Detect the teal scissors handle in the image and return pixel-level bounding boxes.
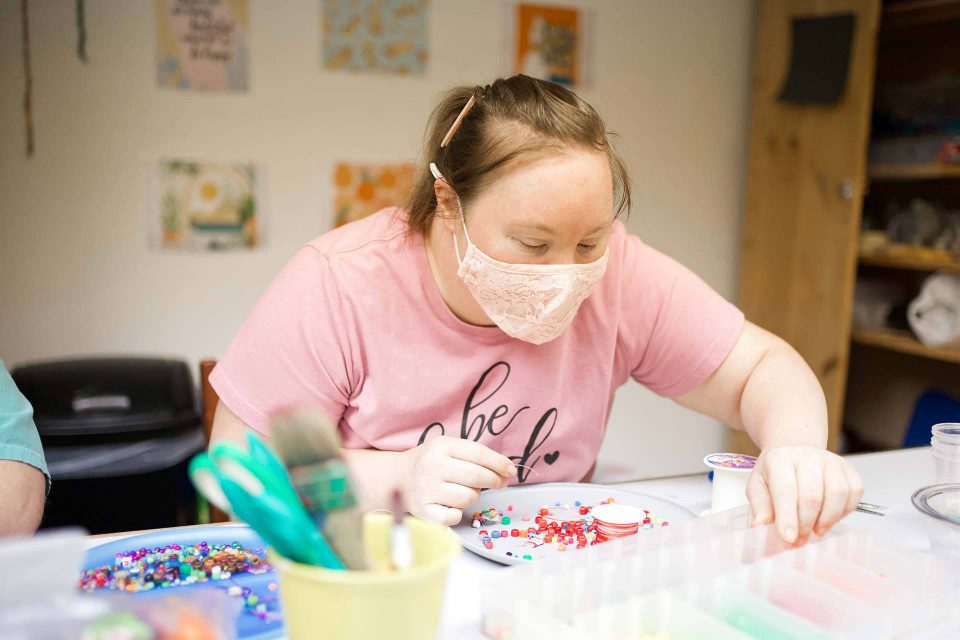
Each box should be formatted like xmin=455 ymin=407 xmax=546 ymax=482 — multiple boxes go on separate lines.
xmin=189 ymin=442 xmax=345 ymax=569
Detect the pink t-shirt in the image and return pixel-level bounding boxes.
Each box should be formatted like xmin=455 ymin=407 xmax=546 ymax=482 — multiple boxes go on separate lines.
xmin=211 ymin=208 xmax=744 ymax=484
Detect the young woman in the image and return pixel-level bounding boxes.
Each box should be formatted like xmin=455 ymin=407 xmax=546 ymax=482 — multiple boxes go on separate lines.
xmin=210 ymin=75 xmax=863 ymax=545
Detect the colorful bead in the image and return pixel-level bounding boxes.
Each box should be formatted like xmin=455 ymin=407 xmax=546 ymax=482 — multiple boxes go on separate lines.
xmin=77 ymin=541 xmax=270 ymax=594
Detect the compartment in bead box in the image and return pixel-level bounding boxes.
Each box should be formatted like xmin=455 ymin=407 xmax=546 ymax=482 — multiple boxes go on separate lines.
xmin=481 ymin=505 xmax=960 ymax=640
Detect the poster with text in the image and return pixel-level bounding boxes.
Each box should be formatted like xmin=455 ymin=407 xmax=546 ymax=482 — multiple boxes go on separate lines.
xmin=152 ymin=159 xmax=259 ymax=251
xmin=513 ymin=4 xmax=582 ymax=87
xmin=155 ymin=0 xmax=250 ymax=91
xmin=333 ymin=162 xmax=416 ymax=228
xmin=321 ymin=0 xmax=428 ymax=75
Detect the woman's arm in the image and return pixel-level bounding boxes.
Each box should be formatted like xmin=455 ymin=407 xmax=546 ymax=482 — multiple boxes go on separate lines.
xmin=676 ymin=321 xmax=863 ymax=544
xmin=0 ymin=460 xmax=45 ymax=535
xmin=209 ymin=402 xmax=513 ymax=525
xmin=209 ymin=402 xmax=407 ymax=511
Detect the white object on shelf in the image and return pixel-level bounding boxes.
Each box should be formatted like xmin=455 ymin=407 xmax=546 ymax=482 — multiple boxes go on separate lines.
xmin=908 ymin=273 xmax=960 ymax=347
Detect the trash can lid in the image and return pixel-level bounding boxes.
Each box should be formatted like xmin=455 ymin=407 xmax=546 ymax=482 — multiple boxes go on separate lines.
xmin=12 ymin=357 xmax=200 ymax=436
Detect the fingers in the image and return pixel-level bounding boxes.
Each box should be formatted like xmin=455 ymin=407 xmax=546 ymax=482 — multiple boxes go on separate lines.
xmin=842 ymin=462 xmax=865 ymax=516
xmin=447 ymin=438 xmax=517 ymax=478
xmin=421 ymin=503 xmax=464 ymax=527
xmin=420 ymin=483 xmax=480 ymax=527
xmin=795 ymin=456 xmax=825 ymax=544
xmin=746 ymin=469 xmax=774 ymax=526
xmin=436 ymin=481 xmax=481 ymax=509
xmin=767 ymin=460 xmax=799 ymax=544
xmin=814 ymin=458 xmax=849 ymax=537
xmin=444 ymin=457 xmax=509 ymax=490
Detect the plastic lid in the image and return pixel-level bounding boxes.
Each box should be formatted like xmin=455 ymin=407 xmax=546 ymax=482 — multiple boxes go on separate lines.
xmin=590 ymin=503 xmax=645 ymax=526
xmin=703 ymin=452 xmax=757 ymax=471
xmin=911 ymin=483 xmax=960 ymax=527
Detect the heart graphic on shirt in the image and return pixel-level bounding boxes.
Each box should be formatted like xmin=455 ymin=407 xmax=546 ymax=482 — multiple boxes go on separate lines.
xmin=544 ymin=451 xmax=560 ymax=465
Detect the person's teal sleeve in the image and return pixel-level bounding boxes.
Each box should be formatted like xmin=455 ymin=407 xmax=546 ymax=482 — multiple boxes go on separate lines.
xmin=0 ymin=357 xmax=50 ymax=492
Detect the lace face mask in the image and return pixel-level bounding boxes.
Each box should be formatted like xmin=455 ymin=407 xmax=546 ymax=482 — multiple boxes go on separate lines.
xmin=430 ymin=163 xmax=609 ymax=345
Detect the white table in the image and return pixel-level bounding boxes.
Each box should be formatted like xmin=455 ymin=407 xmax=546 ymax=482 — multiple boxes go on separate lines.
xmin=85 ymin=447 xmax=937 ymax=638
xmin=438 ymin=446 xmax=937 ymax=638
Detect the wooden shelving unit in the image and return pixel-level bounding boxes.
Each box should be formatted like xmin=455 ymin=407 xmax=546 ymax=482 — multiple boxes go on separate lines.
xmin=859 ymin=251 xmax=960 ymax=273
xmin=851 ymin=327 xmax=960 ymax=365
xmin=733 ymin=0 xmax=960 ymax=454
xmin=868 ymin=162 xmax=960 ymax=181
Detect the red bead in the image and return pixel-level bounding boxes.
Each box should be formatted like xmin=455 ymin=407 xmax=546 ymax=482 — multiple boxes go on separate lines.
xmin=579 ymin=506 xmax=589 ymax=515
xmin=479 ymin=530 xmax=488 ymax=536
xmin=539 ymin=508 xmax=549 ymax=516
xmin=511 ymin=529 xmax=520 ymax=537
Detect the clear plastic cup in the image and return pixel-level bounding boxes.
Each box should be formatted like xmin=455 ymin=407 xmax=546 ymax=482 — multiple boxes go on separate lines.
xmin=931 ymin=424 xmax=960 ymax=483
xmin=912 ymin=484 xmax=960 ymax=572
xmin=931 ymin=423 xmax=960 ymax=447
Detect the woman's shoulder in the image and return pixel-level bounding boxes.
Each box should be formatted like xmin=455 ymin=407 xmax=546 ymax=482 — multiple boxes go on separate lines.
xmin=288 ymin=207 xmax=421 ymax=295
xmin=306 ymin=207 xmax=411 ymax=259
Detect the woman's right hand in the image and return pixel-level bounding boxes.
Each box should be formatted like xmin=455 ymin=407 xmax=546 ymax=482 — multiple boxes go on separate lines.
xmin=398 ymin=436 xmax=517 ymax=526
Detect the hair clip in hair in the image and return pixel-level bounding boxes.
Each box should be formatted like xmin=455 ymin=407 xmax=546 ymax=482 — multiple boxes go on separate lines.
xmin=440 ymin=95 xmax=476 ymax=148
xmin=429 ymin=162 xmax=445 ymax=181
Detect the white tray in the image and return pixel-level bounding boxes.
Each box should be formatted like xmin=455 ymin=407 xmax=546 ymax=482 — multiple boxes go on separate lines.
xmin=454 ymin=482 xmax=696 ymax=565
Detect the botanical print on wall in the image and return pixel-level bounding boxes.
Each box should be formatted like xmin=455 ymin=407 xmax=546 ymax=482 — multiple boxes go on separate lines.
xmin=155 ymin=0 xmax=250 ymax=91
xmin=152 ymin=159 xmax=258 ymax=251
xmin=513 ymin=3 xmax=582 ymax=87
xmin=332 ymin=161 xmax=416 ymax=228
xmin=321 ymin=0 xmax=428 ymax=75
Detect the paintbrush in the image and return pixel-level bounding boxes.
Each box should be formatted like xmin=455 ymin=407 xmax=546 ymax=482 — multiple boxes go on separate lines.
xmin=390 ymin=490 xmax=413 ymax=570
xmin=270 ymin=406 xmax=368 ymax=570
xmin=855 ymin=502 xmax=886 ymax=516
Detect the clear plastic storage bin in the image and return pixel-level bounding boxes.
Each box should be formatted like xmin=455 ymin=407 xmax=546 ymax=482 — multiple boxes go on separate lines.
xmin=481 ymin=505 xmax=960 ymax=639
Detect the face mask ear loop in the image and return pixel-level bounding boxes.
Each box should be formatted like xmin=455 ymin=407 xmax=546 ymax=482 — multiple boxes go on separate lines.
xmin=430 ymin=162 xmax=471 ymax=268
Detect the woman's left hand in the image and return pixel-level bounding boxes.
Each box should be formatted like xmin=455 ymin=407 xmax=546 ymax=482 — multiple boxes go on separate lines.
xmin=746 ymin=445 xmax=864 ymax=545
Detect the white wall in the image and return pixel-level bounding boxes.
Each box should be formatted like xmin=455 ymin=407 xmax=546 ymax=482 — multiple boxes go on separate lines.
xmin=0 ymin=0 xmax=753 ymax=479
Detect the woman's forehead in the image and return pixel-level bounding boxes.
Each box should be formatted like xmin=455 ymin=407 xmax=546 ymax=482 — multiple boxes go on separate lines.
xmin=471 ymin=151 xmax=615 ymax=231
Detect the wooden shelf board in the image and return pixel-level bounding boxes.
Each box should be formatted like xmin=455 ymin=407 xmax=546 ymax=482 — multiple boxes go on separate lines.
xmin=882 ymin=0 xmax=960 ymax=29
xmin=851 ymin=327 xmax=960 ymax=364
xmin=868 ymin=162 xmax=960 ymax=181
xmin=859 ymin=251 xmax=960 ymax=273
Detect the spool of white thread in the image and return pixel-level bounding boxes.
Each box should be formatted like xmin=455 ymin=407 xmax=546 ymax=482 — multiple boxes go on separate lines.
xmin=702 ymin=453 xmax=757 ymax=515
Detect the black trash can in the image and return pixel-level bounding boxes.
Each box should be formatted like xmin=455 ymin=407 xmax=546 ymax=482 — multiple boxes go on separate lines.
xmin=13 ymin=357 xmax=205 ymax=534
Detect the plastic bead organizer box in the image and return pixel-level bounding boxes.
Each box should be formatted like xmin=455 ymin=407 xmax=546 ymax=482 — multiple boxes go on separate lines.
xmin=480 ymin=506 xmax=960 ymax=639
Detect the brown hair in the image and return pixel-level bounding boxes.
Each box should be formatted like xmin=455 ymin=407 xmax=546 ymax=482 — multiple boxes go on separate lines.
xmin=405 ymin=74 xmax=631 ymax=235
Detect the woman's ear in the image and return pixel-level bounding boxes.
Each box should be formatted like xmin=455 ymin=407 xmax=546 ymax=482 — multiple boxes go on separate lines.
xmin=433 ymin=178 xmax=460 ymax=235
